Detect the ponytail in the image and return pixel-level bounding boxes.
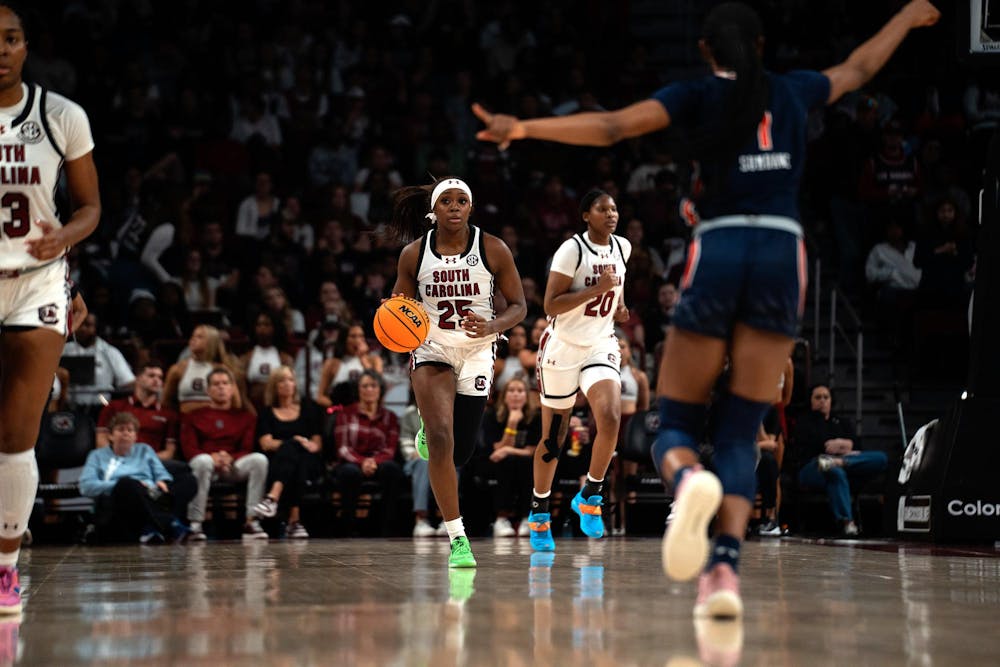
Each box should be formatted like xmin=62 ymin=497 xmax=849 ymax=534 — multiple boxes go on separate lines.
xmin=386 ymin=185 xmax=434 ymax=243
xmin=684 ymin=2 xmax=768 ymax=165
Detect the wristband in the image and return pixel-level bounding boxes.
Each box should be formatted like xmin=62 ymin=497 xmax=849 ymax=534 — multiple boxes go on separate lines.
xmin=504 ymin=427 xmax=518 ymax=436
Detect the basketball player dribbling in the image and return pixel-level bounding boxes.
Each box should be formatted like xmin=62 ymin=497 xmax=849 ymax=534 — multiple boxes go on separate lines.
xmin=475 ymin=0 xmax=939 ymax=617
xmin=387 ymin=178 xmax=526 ymax=568
xmin=526 ymin=189 xmax=631 ymax=552
xmin=0 ymin=1 xmax=101 ymax=615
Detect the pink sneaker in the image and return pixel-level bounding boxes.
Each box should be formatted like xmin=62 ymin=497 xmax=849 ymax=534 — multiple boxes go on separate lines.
xmin=0 ymin=567 xmax=21 ymax=615
xmin=662 ymin=467 xmax=722 ymax=581
xmin=694 ymin=617 xmax=743 ymax=667
xmin=694 ymin=563 xmax=742 ymax=619
xmin=0 ymin=614 xmax=19 ymax=664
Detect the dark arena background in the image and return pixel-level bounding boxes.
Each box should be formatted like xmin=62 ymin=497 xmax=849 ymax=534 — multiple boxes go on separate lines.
xmin=4 ymin=1 xmax=1000 ymax=665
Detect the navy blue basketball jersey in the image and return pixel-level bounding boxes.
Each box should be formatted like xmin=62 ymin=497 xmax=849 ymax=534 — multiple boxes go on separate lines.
xmin=652 ymin=70 xmax=829 ymax=221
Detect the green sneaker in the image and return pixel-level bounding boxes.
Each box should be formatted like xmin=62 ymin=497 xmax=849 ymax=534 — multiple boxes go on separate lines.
xmin=448 ymin=568 xmax=477 ymax=602
xmin=448 ymin=536 xmax=477 ymax=568
xmin=415 ymin=419 xmax=428 ymax=460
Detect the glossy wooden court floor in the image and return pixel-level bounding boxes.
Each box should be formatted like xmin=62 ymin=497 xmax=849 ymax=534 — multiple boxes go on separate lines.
xmin=6 ymin=536 xmax=1000 ymax=666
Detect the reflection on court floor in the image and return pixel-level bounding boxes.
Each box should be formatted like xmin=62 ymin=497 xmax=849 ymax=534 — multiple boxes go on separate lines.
xmin=6 ymin=537 xmax=1000 ymax=665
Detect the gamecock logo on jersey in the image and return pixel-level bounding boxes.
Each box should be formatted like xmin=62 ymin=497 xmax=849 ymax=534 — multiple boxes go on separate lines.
xmin=466 ymin=255 xmax=479 ymax=266
xmin=37 ymin=303 xmax=59 ymax=324
xmin=475 ymin=375 xmax=487 ymax=391
xmin=17 ymin=121 xmax=42 ymax=144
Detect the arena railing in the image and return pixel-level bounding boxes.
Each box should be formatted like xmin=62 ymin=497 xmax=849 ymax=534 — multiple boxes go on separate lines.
xmin=829 ymin=285 xmax=864 ymax=437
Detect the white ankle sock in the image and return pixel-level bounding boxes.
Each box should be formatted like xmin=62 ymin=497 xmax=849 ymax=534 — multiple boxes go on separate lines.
xmin=532 ymin=489 xmax=551 ymax=498
xmin=587 ymin=474 xmax=604 ymax=484
xmin=444 ymin=517 xmax=466 ymax=542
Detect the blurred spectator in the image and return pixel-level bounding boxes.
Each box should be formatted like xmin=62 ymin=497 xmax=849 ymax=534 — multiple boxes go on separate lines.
xmin=520 ymin=277 xmax=545 ymax=323
xmin=398 ymin=392 xmax=440 ymax=537
xmin=235 ymin=171 xmax=280 ymax=240
xmin=164 ymin=325 xmax=248 ymax=413
xmin=305 ymin=280 xmax=354 ymax=331
xmin=296 ymin=317 xmax=343 ymax=401
xmin=642 ymin=282 xmax=679 ymax=351
xmin=500 ymin=224 xmax=542 ymax=283
xmin=80 ymin=412 xmax=194 ymax=544
xmin=240 ymin=312 xmax=294 ymax=410
xmin=624 ymin=219 xmax=665 ymax=278
xmin=230 ymin=93 xmax=283 ymax=148
xmin=199 ymin=220 xmax=241 ymax=290
xmin=96 ymin=362 xmax=181 ymax=466
xmin=281 ymin=195 xmax=315 ymax=254
xmin=755 ymin=407 xmax=783 ymax=537
xmin=353 ymin=145 xmax=403 ymax=193
xmin=172 ymin=248 xmax=220 ymax=312
xmin=529 ymin=174 xmax=577 ymax=254
xmin=332 ymin=371 xmax=404 ymax=536
xmin=252 ymin=366 xmax=324 ymax=540
xmin=62 ymin=314 xmax=136 ymax=413
xmin=914 ymin=197 xmax=975 ymax=305
xmin=626 ymin=144 xmax=676 ymax=196
xmin=858 ymin=119 xmax=921 ymax=238
xmin=480 ymin=377 xmax=540 ymax=537
xmin=865 ymin=217 xmax=922 ymax=296
xmin=126 ymin=288 xmax=172 ymax=348
xmin=264 ymin=286 xmax=306 ymax=337
xmin=316 ymin=323 xmax=384 ymax=408
xmin=793 ymin=384 xmax=888 ymax=537
xmin=494 ymin=324 xmax=529 ymax=391
xmin=182 ymin=367 xmax=269 ymax=541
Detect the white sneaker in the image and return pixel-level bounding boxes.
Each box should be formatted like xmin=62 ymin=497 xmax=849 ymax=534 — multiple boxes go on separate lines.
xmin=434 ymin=523 xmax=449 ymax=536
xmin=493 ymin=517 xmax=516 ymax=538
xmin=516 ymin=520 xmax=530 ymax=537
xmin=412 ymin=519 xmax=436 ymax=538
xmin=662 ymin=468 xmax=723 ymax=582
xmin=242 ymin=519 xmax=268 ymax=541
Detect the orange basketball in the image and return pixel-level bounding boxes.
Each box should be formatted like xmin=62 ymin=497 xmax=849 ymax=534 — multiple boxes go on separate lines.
xmin=373 ymin=296 xmax=430 ymax=353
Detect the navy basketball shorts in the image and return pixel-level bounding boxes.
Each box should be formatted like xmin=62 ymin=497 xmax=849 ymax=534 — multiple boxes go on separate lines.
xmin=672 ymin=220 xmax=807 ymax=339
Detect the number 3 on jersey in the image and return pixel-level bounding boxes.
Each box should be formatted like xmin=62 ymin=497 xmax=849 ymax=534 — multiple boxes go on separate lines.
xmin=584 ymin=291 xmax=614 ymax=317
xmin=1 ymin=193 xmax=31 ymax=238
xmin=438 ymin=299 xmax=474 ymax=329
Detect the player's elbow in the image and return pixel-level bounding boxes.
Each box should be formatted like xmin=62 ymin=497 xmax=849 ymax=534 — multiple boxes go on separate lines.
xmin=509 ymin=301 xmax=527 ymax=323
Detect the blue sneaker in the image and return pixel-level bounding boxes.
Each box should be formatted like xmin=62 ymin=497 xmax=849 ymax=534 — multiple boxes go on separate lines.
xmin=571 ymin=492 xmax=605 ymax=538
xmin=529 ymin=552 xmax=555 ymax=598
xmin=527 ymin=511 xmax=555 ymax=552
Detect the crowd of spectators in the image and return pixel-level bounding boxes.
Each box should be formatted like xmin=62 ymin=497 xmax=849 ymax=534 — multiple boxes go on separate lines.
xmin=21 ymin=1 xmax=996 ymax=540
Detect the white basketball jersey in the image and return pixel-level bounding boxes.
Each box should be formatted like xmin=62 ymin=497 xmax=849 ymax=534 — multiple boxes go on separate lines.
xmin=0 ymin=83 xmax=95 ymax=270
xmin=247 ymin=346 xmax=282 ymax=383
xmin=416 ymin=225 xmax=496 ymax=348
xmin=548 ymin=232 xmax=631 ymax=343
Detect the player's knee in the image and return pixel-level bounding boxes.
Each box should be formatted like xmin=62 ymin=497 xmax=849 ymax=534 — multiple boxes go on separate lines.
xmin=593 ymin=402 xmax=620 ymax=431
xmin=651 ymin=398 xmax=706 ymax=474
xmin=423 ymin=422 xmax=453 ymax=453
xmin=541 ymin=413 xmax=566 ymax=462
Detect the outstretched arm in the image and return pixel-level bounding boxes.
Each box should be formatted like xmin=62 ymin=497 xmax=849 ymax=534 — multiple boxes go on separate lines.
xmin=823 ymin=0 xmax=939 ymax=104
xmin=473 ymin=99 xmax=670 ymax=149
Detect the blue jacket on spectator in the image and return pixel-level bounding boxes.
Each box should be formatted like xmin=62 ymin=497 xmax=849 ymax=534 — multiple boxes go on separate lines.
xmin=79 ymin=444 xmax=173 ymax=497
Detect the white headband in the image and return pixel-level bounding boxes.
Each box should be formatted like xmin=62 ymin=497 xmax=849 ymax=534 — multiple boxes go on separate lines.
xmin=425 ymin=179 xmax=473 ymax=223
